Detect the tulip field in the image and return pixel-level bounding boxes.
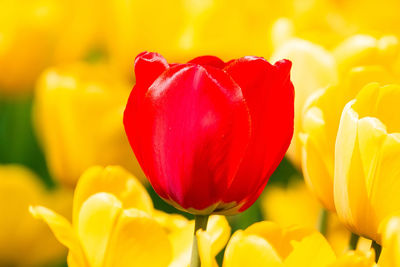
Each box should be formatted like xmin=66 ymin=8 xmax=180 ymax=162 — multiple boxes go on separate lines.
xmin=1 ymin=0 xmax=400 ymax=266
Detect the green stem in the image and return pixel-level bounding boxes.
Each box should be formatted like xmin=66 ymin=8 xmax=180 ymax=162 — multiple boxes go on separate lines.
xmin=371 ymin=240 xmax=382 ymax=262
xmin=317 ymin=208 xmax=329 ymax=236
xmin=349 ymin=233 xmax=360 ymax=250
xmin=190 ymin=215 xmax=210 ymax=267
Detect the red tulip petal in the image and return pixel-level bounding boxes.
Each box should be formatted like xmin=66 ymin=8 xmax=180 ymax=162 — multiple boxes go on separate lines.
xmin=125 ymin=64 xmax=251 ymax=211
xmin=134 ymin=52 xmax=169 ymax=92
xmin=223 ymin=57 xmax=294 ymax=211
xmin=188 ymin=56 xmax=226 ymax=69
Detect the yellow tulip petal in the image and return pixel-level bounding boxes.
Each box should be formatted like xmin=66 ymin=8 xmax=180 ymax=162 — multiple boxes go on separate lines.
xmin=284 ymin=232 xmax=336 ymax=267
xmin=77 ymin=193 xmax=122 ymax=267
xmin=223 ymin=230 xmax=283 ymax=267
xmin=301 ymin=130 xmax=335 ymax=211
xmin=103 ymin=208 xmax=172 ymax=267
xmin=372 ymin=134 xmax=400 ymax=230
xmin=379 ymin=217 xmax=400 ymax=267
xmin=197 ymin=215 xmax=231 ymax=267
xmin=168 ymin=220 xmax=195 ymax=267
xmin=334 ymin=99 xmax=368 ymax=235
xmin=29 ymin=206 xmax=87 ymax=266
xmin=334 ymin=35 xmax=378 ymax=74
xmin=153 ymin=209 xmax=189 ymax=234
xmin=330 ymin=250 xmax=376 ymax=267
xmin=336 ymin=84 xmax=400 ymax=240
xmin=73 ymin=166 xmax=153 ymax=223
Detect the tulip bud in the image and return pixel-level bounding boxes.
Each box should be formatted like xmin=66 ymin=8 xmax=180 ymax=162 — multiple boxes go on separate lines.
xmin=334 ymin=83 xmax=400 ymax=242
xmin=34 ymin=63 xmax=145 ymax=186
xmin=301 ymin=66 xmax=396 ymax=211
xmin=124 ymin=52 xmax=294 ymax=215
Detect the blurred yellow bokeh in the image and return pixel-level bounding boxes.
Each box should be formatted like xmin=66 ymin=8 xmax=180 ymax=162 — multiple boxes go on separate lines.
xmin=0 ymin=164 xmax=71 ymax=266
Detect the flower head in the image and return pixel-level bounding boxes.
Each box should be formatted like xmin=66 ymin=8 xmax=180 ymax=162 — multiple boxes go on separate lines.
xmin=124 ymin=52 xmax=294 ymax=215
xmin=334 ymin=83 xmax=400 ymax=242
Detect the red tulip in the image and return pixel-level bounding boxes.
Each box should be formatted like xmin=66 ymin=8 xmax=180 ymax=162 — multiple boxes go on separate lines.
xmin=124 ymin=52 xmax=294 ymax=215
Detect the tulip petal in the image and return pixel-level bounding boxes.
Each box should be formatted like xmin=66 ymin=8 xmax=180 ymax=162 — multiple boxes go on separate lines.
xmin=153 ymin=209 xmax=189 ymax=234
xmin=223 ymin=230 xmax=283 ymax=267
xmin=168 ymin=220 xmax=195 ymax=267
xmin=29 ymin=206 xmax=87 ymax=267
xmin=168 ymin=215 xmax=229 ymax=267
xmin=379 ymin=216 xmax=400 ymax=267
xmin=334 ymin=100 xmax=368 ymax=235
xmin=284 ymin=232 xmax=336 ymax=267
xmin=223 ymin=57 xmax=294 ymax=211
xmin=197 ymin=215 xmax=231 ymax=267
xmin=103 ymin=208 xmax=172 ymax=267
xmin=370 ymin=133 xmax=400 ymax=226
xmin=188 ymin=56 xmax=226 ymax=69
xmin=125 ymin=64 xmax=251 ymax=211
xmin=77 ymin=193 xmax=122 ymax=267
xmin=73 ymin=166 xmax=153 ymax=223
xmin=134 ymin=51 xmax=169 ymax=90
xmin=301 ymin=105 xmax=335 ymax=210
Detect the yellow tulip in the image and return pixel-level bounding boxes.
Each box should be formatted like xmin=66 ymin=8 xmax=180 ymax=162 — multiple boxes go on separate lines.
xmin=0 ymin=0 xmax=103 ymax=95
xmin=34 ymin=63 xmax=145 ymax=186
xmin=271 ymin=38 xmax=338 ymax=168
xmin=333 ymin=35 xmax=400 ymax=77
xmin=0 ymin=164 xmax=71 ymax=266
xmin=379 ymin=216 xmax=400 ymax=267
xmin=0 ymin=0 xmax=61 ymax=94
xmin=301 ymin=66 xmax=396 ymax=211
xmin=30 ymin=165 xmax=171 ymax=267
xmin=31 ymin=165 xmax=231 ymax=267
xmin=261 ymin=180 xmax=350 ymax=255
xmin=334 ymin=83 xmax=400 ymax=242
xmin=220 ymin=221 xmax=375 ymax=267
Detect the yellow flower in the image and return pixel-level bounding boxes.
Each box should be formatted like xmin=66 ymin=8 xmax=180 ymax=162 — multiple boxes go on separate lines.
xmin=333 ymin=35 xmax=400 ymax=77
xmin=30 ymin=166 xmax=171 ymax=267
xmin=270 ymin=38 xmax=338 ymax=168
xmin=0 ymin=0 xmax=102 ymax=95
xmin=34 ymin=63 xmax=145 ymax=186
xmin=31 ymin=165 xmax=230 ymax=267
xmin=220 ymin=221 xmax=376 ymax=267
xmin=379 ymin=216 xmax=400 ymax=267
xmin=334 ymin=83 xmax=400 ymax=242
xmin=0 ymin=164 xmax=71 ymax=266
xmin=301 ymin=66 xmax=396 ymax=211
xmin=0 ymin=0 xmax=61 ymax=94
xmin=261 ymin=180 xmax=350 ymax=255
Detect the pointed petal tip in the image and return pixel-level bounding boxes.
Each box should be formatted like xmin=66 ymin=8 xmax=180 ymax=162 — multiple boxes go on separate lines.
xmin=274 ymin=59 xmax=292 ymax=74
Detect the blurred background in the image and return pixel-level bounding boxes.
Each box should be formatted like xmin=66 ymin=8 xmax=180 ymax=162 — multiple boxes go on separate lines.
xmin=1 ymin=0 xmax=399 ymax=266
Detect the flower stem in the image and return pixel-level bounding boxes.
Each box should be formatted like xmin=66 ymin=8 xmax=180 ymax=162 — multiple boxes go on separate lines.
xmin=317 ymin=208 xmax=329 ymax=236
xmin=190 ymin=215 xmax=210 ymax=267
xmin=371 ymin=240 xmax=382 ymax=262
xmin=349 ymin=233 xmax=360 ymax=250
